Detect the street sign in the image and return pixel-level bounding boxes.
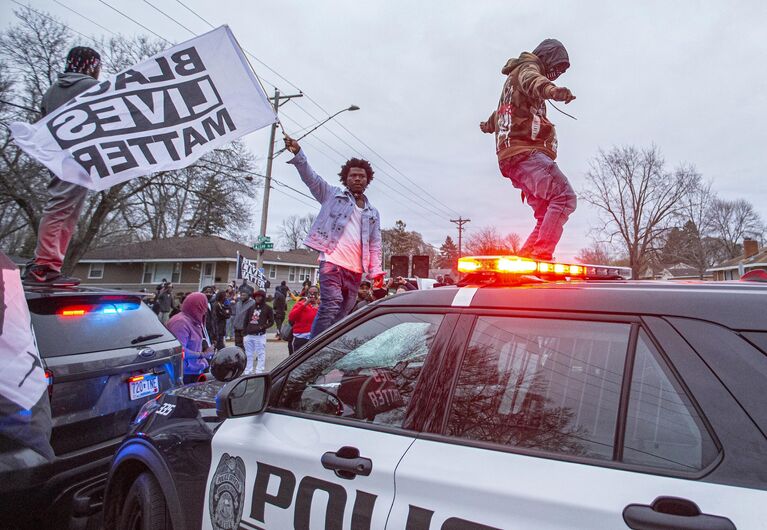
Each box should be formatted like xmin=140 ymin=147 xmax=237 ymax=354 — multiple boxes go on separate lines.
xmin=253 ymin=243 xmax=274 ymax=250
xmin=256 ymin=235 xmax=271 ymax=242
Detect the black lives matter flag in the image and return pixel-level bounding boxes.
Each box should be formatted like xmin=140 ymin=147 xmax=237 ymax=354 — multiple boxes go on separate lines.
xmin=10 ymin=26 xmax=275 ymax=191
xmin=236 ymin=252 xmax=266 ymax=289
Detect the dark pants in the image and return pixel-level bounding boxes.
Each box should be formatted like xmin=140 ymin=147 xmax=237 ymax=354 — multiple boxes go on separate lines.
xmin=292 ymin=337 xmax=310 ymax=353
xmin=234 ymin=329 xmax=244 ymax=349
xmin=274 ymin=311 xmax=286 ymax=336
xmin=310 ymin=261 xmax=362 ymax=338
xmin=499 ymin=151 xmax=577 ymax=260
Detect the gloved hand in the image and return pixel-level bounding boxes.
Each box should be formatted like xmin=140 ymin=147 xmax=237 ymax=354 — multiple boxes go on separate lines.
xmin=546 ymin=86 xmax=576 ymax=103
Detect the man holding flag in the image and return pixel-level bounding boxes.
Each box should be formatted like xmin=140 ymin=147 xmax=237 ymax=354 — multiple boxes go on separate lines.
xmin=23 ymin=47 xmax=102 ymax=286
xmin=11 ymin=26 xmax=277 ymax=284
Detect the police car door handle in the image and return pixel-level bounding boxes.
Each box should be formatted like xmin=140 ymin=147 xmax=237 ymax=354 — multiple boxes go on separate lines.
xmin=623 ymin=497 xmax=735 ymax=530
xmin=321 ymin=446 xmax=372 ymax=480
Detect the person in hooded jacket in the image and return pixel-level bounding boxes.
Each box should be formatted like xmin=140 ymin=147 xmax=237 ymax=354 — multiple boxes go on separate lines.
xmin=23 ymin=47 xmax=102 ymax=286
xmin=242 ymin=290 xmax=274 ymax=373
xmin=166 ymin=292 xmax=213 ymax=384
xmin=480 ymin=38 xmax=577 ymax=261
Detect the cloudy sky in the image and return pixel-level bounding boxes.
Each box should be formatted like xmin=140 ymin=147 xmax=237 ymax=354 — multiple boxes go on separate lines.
xmin=3 ymin=0 xmax=766 ymax=259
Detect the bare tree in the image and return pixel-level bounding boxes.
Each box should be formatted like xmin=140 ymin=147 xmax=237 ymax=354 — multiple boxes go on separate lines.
xmin=278 ymin=213 xmax=316 ymax=250
xmin=575 ymin=241 xmax=613 ymax=265
xmin=580 ymin=146 xmax=700 ymax=279
xmin=464 ymin=226 xmax=522 ymax=256
xmin=707 ymin=198 xmax=764 ymax=259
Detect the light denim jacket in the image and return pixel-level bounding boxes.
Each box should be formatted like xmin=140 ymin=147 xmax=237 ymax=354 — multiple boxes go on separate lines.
xmin=288 ymin=150 xmax=383 ymax=278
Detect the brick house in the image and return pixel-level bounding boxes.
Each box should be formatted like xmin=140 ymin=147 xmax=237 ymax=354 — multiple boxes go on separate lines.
xmin=707 ymin=239 xmax=767 ymax=281
xmin=73 ymin=236 xmax=319 ymax=293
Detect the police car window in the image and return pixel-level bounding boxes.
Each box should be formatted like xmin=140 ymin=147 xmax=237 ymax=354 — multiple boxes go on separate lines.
xmin=277 ymin=313 xmax=444 ymax=428
xmin=623 ymin=331 xmax=717 ymax=471
xmin=447 ymin=317 xmax=630 ymax=461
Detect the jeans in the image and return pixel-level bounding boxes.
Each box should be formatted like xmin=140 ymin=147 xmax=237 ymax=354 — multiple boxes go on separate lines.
xmin=226 ymin=318 xmax=234 ymax=339
xmin=243 ymin=333 xmax=267 ymax=373
xmin=499 ymin=151 xmax=577 ymax=260
xmin=310 ymin=261 xmax=362 ymax=338
xmin=158 ymin=311 xmax=170 ymax=324
xmin=234 ymin=329 xmax=244 ymax=349
xmin=34 ymin=177 xmax=89 ymax=272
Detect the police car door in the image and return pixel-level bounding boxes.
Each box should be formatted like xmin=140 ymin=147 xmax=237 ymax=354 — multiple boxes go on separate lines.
xmin=387 ymin=314 xmax=766 ymax=529
xmin=204 ymin=311 xmax=449 ymax=530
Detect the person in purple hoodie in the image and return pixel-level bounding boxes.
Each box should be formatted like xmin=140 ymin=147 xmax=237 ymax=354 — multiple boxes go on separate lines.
xmin=166 ymin=292 xmax=212 ymax=384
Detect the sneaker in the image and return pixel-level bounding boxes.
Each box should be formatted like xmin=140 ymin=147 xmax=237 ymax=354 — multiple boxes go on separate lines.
xmin=22 ymin=264 xmax=81 ymax=286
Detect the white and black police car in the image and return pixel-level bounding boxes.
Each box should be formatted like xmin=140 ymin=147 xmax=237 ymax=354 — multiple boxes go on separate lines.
xmin=102 ymin=255 xmax=767 ymax=529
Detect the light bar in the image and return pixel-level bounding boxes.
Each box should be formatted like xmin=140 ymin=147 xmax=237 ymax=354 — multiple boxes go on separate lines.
xmin=128 ymin=374 xmax=146 ymax=383
xmin=457 ymin=255 xmax=586 ymax=277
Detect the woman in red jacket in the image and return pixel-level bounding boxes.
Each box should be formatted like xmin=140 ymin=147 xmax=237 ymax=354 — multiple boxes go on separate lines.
xmin=288 ymin=286 xmax=319 ymax=353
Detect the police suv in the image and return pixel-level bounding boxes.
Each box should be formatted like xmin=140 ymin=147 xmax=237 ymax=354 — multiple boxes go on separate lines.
xmin=102 ymin=255 xmax=767 ymax=529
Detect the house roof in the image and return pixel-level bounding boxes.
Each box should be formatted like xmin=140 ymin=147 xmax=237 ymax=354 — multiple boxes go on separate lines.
xmin=79 ymin=236 xmax=320 ymax=267
xmin=708 ymin=248 xmax=767 ymax=272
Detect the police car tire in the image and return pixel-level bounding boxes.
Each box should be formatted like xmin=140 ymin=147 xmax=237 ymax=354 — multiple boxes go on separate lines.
xmin=118 ymin=472 xmax=171 ymax=530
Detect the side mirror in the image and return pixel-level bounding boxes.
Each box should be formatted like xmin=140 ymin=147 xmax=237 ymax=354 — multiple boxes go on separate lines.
xmin=216 ymin=373 xmax=271 ymax=419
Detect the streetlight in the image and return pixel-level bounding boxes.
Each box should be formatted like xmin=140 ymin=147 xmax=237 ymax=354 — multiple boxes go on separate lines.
xmin=255 ymin=97 xmax=360 ymax=270
xmin=271 ymin=104 xmax=360 ymax=158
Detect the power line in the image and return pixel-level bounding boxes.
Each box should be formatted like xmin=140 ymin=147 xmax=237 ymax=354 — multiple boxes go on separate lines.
xmin=143 ymin=0 xmax=196 ymax=35
xmin=96 ymin=0 xmax=172 ymax=44
xmin=52 ymin=0 xmax=116 ymax=37
xmin=167 ymin=1 xmax=460 ymax=220
xmin=450 ymin=217 xmax=471 ymax=258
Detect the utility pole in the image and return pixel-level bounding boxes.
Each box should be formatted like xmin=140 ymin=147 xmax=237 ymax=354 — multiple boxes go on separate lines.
xmin=256 ymin=88 xmax=303 ymax=271
xmin=450 ymin=217 xmax=470 ymax=259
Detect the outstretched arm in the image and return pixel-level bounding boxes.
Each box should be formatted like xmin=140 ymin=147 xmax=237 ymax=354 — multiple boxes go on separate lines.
xmin=479 ymin=111 xmax=496 ymax=134
xmin=284 ymin=136 xmax=334 ymax=203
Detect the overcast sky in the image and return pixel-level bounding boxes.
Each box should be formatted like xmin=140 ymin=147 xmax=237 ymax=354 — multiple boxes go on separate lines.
xmin=3 ymin=0 xmax=766 ymax=259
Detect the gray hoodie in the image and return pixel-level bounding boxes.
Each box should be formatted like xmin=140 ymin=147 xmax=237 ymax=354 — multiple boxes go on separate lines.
xmin=41 ymin=72 xmax=98 ymax=116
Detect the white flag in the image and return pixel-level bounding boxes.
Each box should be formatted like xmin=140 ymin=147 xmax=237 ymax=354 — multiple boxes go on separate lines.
xmin=10 ymin=25 xmax=276 ymax=191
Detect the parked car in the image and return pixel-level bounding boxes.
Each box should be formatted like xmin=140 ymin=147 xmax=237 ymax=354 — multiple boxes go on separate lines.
xmin=1 ymin=286 xmax=183 ymax=529
xmin=103 ymin=256 xmax=767 ymax=529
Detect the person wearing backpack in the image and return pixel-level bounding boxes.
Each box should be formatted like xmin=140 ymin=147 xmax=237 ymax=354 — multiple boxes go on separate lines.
xmin=242 ymin=290 xmax=274 ymax=373
xmin=480 ymin=38 xmax=577 ymax=261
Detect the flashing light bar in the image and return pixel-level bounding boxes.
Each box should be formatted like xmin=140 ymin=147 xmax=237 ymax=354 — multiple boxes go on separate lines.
xmin=457 ymin=255 xmax=631 ymax=279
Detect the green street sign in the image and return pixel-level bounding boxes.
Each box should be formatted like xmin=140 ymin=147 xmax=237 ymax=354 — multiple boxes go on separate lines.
xmin=256 ymin=235 xmax=271 ymax=242
xmin=254 ymin=243 xmax=274 ymax=250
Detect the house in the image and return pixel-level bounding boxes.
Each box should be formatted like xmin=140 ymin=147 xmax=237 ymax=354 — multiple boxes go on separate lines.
xmin=707 ymin=239 xmax=767 ymax=281
xmin=73 ymin=236 xmax=319 ymax=293
xmin=641 ymin=262 xmax=711 ymax=281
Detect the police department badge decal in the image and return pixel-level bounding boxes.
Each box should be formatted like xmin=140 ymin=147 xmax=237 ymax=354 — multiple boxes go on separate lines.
xmin=209 ymin=453 xmax=246 ymax=530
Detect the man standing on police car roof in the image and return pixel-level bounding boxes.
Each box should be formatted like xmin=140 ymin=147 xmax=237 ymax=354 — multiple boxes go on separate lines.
xmin=23 ymin=47 xmax=102 ymax=286
xmin=284 ymin=136 xmax=384 ymax=338
xmin=480 ymin=38 xmax=577 ymax=261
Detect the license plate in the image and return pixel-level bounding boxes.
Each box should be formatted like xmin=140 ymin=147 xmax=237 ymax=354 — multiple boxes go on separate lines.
xmin=129 ymin=374 xmax=159 ymax=400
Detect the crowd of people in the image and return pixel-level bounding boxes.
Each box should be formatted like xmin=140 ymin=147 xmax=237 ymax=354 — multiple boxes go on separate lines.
xmin=148 ymin=271 xmax=444 ymax=384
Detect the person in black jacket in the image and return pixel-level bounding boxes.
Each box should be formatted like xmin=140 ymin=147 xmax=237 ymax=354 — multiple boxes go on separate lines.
xmin=242 ymin=290 xmax=274 ymax=373
xmin=212 ymin=290 xmax=230 ymax=350
xmin=273 ymin=282 xmax=288 ymax=339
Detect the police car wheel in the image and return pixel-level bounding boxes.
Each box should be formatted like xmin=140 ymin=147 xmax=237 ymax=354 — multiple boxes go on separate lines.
xmin=118 ymin=472 xmax=171 ymax=530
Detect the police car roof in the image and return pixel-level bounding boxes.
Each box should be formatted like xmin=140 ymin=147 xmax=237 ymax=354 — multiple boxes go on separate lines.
xmin=375 ymin=280 xmax=767 ymax=331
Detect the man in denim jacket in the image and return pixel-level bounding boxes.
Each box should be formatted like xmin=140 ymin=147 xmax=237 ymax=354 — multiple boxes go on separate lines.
xmin=284 ymin=136 xmax=384 ymax=337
